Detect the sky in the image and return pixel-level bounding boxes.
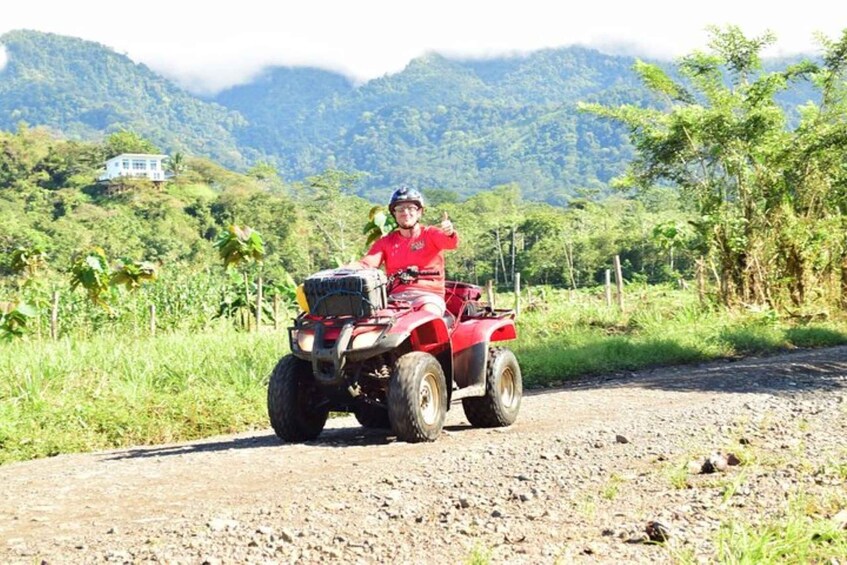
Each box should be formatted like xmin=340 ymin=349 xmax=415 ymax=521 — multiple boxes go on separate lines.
xmin=0 ymin=1 xmax=844 ymax=95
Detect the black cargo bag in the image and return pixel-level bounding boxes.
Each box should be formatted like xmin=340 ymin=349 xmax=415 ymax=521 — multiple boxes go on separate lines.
xmin=303 ymin=268 xmax=388 ymax=317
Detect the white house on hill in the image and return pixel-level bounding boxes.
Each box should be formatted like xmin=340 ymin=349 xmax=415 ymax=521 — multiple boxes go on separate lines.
xmin=99 ymin=153 xmax=169 ymax=182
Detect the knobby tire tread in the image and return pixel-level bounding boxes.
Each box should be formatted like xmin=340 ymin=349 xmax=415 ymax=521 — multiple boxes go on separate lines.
xmin=267 ymin=355 xmax=328 ymax=442
xmin=388 ymin=352 xmax=447 ymax=442
xmin=462 ymin=347 xmax=522 ymax=427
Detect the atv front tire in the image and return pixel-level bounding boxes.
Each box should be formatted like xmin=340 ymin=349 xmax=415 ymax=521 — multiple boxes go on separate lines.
xmin=267 ymin=354 xmax=329 ymax=442
xmin=462 ymin=347 xmax=522 ymax=427
xmin=388 ymin=352 xmax=447 ymax=442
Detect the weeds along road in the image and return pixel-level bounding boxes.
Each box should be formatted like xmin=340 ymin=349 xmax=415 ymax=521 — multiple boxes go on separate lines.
xmin=2 ymin=346 xmax=846 ymax=563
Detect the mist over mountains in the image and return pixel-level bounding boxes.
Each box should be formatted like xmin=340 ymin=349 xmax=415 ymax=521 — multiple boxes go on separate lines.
xmin=0 ymin=29 xmax=815 ymax=204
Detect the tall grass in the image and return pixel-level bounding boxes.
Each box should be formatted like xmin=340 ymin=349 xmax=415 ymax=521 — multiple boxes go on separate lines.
xmin=2 ymin=283 xmax=846 ymax=464
xmin=510 ymin=284 xmax=847 ymax=386
xmin=0 ymin=324 xmax=286 ymax=464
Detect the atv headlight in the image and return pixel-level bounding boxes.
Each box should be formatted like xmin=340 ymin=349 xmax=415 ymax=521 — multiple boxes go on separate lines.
xmin=351 ymin=329 xmax=383 ymax=350
xmin=295 ymin=330 xmax=315 ymax=353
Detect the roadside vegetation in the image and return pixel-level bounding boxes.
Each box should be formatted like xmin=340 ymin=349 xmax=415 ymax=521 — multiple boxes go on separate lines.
xmin=2 ymin=283 xmax=846 ymax=465
xmin=672 ymin=420 xmax=847 ymax=564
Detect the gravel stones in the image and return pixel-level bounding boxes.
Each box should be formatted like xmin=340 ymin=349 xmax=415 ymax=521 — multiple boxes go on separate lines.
xmin=2 ymin=346 xmax=846 ymax=564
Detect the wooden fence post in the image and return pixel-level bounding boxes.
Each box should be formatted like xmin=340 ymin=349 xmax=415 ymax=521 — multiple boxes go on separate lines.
xmin=50 ymin=291 xmax=59 ymax=340
xmin=696 ymin=258 xmax=706 ymax=306
xmin=255 ymin=274 xmax=263 ymax=331
xmin=149 ymin=304 xmax=156 ymax=336
xmin=605 ymin=269 xmax=612 ymax=307
xmin=514 ymin=273 xmax=521 ymax=317
xmin=486 ymin=280 xmax=496 ymax=310
xmin=273 ymin=294 xmax=280 ymax=331
xmin=613 ymin=255 xmax=624 ymax=310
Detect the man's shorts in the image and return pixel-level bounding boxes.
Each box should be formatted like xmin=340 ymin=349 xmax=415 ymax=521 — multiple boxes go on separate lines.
xmin=389 ymin=290 xmax=446 ymax=314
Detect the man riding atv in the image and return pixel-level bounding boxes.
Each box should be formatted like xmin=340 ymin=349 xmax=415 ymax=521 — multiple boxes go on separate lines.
xmin=268 ymin=186 xmax=522 ymax=443
xmin=352 ymin=186 xmax=458 ymax=315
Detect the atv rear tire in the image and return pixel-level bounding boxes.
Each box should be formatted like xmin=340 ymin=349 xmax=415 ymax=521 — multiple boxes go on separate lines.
xmin=354 ymin=404 xmax=391 ymax=429
xmin=462 ymin=347 xmax=522 ymax=427
xmin=267 ymin=354 xmax=329 ymax=442
xmin=388 ymin=352 xmax=447 ymax=442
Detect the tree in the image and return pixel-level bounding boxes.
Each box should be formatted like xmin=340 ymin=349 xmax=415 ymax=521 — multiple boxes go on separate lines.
xmin=0 ymin=301 xmax=36 ymax=341
xmin=581 ymin=26 xmax=847 ymax=309
xmin=9 ymin=245 xmax=47 ymax=279
xmin=70 ymin=247 xmax=112 ymax=310
xmin=294 ymin=169 xmax=370 ymax=267
xmin=462 ymin=184 xmax=524 ymax=285
xmin=104 ymin=131 xmax=160 ymax=158
xmin=362 ymin=205 xmax=397 ymax=247
xmin=214 ymin=224 xmax=265 ymax=329
xmin=110 ymin=258 xmax=158 ymax=291
xmin=651 ymin=221 xmax=692 ymax=275
xmin=247 ymin=161 xmax=284 ymax=193
xmin=164 ymin=152 xmax=186 ymax=178
xmin=215 ymin=224 xmax=265 ymax=269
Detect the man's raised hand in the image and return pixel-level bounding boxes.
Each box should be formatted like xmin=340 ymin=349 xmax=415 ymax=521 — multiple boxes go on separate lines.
xmin=440 ymin=211 xmax=455 ymax=237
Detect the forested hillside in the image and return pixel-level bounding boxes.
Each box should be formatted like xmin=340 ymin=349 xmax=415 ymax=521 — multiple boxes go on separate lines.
xmin=214 ymin=49 xmax=650 ymax=201
xmin=1 ymin=29 xmax=669 ymax=202
xmin=0 ymin=29 xmax=828 ymax=206
xmin=0 ymin=126 xmax=691 ymax=318
xmin=0 ymin=30 xmax=249 ymax=169
xmin=1 ymin=29 xmax=825 ymax=203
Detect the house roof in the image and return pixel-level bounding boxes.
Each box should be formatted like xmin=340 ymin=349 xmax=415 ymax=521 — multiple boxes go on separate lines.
xmin=106 ymin=153 xmax=169 ymax=161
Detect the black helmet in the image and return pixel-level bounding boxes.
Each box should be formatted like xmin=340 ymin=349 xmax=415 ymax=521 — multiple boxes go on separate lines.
xmin=389 ymin=186 xmax=424 ymax=212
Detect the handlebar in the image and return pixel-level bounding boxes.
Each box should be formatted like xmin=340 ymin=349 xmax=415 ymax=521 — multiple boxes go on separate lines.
xmin=390 ymin=266 xmax=440 ymax=286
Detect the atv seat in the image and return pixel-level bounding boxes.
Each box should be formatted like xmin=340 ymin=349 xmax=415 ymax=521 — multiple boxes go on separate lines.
xmin=445 ymin=281 xmax=482 ymax=318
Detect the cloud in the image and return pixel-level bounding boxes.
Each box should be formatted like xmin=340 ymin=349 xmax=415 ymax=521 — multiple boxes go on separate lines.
xmin=1 ymin=1 xmax=840 ymax=95
xmin=0 ymin=44 xmax=7 ymax=72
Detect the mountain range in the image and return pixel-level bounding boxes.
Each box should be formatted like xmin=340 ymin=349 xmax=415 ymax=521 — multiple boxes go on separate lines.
xmin=0 ymin=29 xmax=815 ymax=204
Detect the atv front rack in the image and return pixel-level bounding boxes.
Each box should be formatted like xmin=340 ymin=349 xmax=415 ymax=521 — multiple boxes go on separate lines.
xmin=289 ymin=314 xmax=404 ymax=386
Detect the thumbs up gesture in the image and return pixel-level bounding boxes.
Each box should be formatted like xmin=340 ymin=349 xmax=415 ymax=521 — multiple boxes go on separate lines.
xmin=440 ymin=211 xmax=455 ymax=237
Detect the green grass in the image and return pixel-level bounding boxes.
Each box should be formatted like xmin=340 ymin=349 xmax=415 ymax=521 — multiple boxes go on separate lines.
xmin=667 ymin=462 xmax=692 ymax=490
xmin=661 ymin=428 xmax=847 ymax=563
xmin=166 ymin=182 xmax=218 ymax=202
xmin=601 ymin=473 xmax=623 ymax=500
xmin=0 ymin=326 xmax=286 ymax=464
xmin=511 ymin=284 xmax=847 ymax=386
xmin=464 ymin=544 xmax=492 ymax=565
xmin=716 ymin=500 xmax=847 ymax=563
xmin=2 ymin=283 xmax=847 ymax=464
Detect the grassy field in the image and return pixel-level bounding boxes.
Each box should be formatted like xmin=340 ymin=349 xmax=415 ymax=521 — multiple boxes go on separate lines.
xmin=0 ymin=325 xmax=284 ymax=464
xmin=510 ymin=286 xmax=847 ymax=386
xmin=2 ymin=284 xmax=846 ymax=465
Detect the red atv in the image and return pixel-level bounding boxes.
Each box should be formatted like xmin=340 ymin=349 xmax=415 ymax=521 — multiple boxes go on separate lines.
xmin=267 ymin=267 xmax=522 ymax=443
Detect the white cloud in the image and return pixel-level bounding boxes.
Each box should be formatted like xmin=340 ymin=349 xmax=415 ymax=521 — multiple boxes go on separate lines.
xmin=0 ymin=1 xmax=843 ymax=94
xmin=0 ymin=44 xmax=7 ymax=72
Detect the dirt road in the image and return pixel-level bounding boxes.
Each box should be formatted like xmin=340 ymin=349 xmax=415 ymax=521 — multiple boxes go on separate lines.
xmin=2 ymin=346 xmax=846 ymax=564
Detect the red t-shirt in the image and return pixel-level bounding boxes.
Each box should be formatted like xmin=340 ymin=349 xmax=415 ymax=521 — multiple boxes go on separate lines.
xmin=362 ymin=225 xmax=458 ymax=296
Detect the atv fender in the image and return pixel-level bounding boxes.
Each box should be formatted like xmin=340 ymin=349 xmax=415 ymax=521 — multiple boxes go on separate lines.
xmin=451 ymin=317 xmax=517 ymax=389
xmin=389 ymin=312 xmax=453 ymax=391
xmin=389 ymin=310 xmax=451 ymax=354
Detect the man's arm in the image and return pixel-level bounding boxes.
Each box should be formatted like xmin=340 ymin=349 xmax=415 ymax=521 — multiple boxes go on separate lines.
xmin=343 ymin=239 xmax=384 ymax=269
xmin=356 ymin=250 xmax=383 ymax=269
xmin=431 ymin=211 xmax=458 ymax=250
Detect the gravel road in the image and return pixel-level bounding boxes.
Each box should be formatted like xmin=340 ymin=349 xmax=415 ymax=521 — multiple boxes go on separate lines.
xmin=2 ymin=346 xmax=846 ymax=564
